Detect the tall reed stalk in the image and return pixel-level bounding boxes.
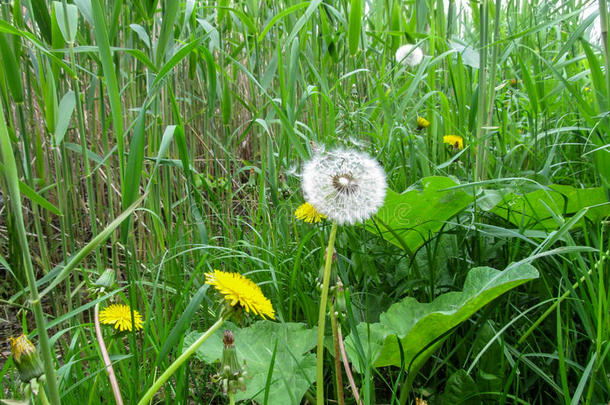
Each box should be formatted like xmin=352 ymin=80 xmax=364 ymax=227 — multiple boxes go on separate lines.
xmin=0 ymin=96 xmax=61 ymax=405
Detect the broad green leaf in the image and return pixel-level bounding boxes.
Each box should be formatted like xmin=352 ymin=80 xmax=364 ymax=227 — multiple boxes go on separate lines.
xmin=73 ymin=0 xmax=94 ymax=26
xmin=64 ymin=142 xmax=104 ymax=164
xmin=471 ymin=322 xmax=503 ymax=393
xmin=0 ymin=33 xmax=23 ymax=103
xmin=367 ymin=177 xmax=474 ymax=253
xmin=344 ymin=263 xmax=539 ymax=373
xmin=53 ymin=1 xmax=78 ymax=43
xmin=187 ymin=321 xmax=317 ymax=405
xmin=442 ymin=369 xmax=478 ymax=404
xmin=54 ymin=90 xmax=76 ymax=146
xmin=129 ymin=23 xmax=151 ymax=49
xmin=489 ymin=184 xmax=609 ymax=230
xmin=348 ymin=0 xmax=362 ymax=55
xmin=449 ymin=39 xmax=480 ymax=68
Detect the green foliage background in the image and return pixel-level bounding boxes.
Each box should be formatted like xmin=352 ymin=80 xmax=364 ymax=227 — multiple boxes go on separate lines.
xmin=0 ymin=0 xmax=608 ymax=404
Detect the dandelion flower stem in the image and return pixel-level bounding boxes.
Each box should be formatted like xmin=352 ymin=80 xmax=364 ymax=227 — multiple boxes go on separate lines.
xmin=94 ymin=300 xmax=124 ymax=405
xmin=138 ymin=312 xmax=231 ymax=405
xmin=229 ymin=392 xmax=236 ymax=405
xmin=316 ymin=221 xmax=339 ymax=405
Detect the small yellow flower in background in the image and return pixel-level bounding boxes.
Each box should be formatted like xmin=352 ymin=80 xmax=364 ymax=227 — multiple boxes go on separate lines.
xmin=99 ymin=304 xmax=144 ymax=331
xmin=10 ymin=334 xmax=44 ymax=382
xmin=416 ymin=116 xmax=430 ymax=129
xmin=295 ymin=202 xmax=326 ymax=223
xmin=585 ymin=86 xmax=591 ymax=92
xmin=205 ymin=270 xmax=276 ymax=320
xmin=415 ymin=398 xmax=428 ymax=405
xmin=443 ymin=135 xmax=464 ymax=151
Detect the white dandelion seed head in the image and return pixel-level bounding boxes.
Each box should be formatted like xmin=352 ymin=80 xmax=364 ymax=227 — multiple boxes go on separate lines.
xmin=395 ymin=44 xmax=424 ymax=67
xmin=301 ymin=148 xmax=387 ymax=225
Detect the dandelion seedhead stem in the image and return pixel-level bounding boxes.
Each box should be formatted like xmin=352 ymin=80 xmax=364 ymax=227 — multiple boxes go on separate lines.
xmin=316 ymin=221 xmax=339 ymax=404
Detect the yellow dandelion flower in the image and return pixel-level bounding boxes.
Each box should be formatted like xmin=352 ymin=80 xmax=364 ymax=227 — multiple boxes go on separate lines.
xmin=294 ymin=202 xmax=326 ymax=223
xmin=99 ymin=304 xmax=144 ymax=332
xmin=205 ymin=270 xmax=275 ymax=320
xmin=416 ymin=116 xmax=430 ymax=129
xmin=443 ymin=135 xmax=464 ymax=151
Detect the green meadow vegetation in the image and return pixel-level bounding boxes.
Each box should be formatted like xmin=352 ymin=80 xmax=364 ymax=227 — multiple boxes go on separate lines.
xmin=0 ymin=0 xmax=609 ymax=404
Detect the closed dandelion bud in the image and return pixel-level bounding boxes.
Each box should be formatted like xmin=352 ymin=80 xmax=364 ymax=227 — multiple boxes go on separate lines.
xmin=351 ymin=84 xmax=358 ymax=100
xmin=218 ymin=330 xmax=247 ymax=395
xmin=94 ymin=269 xmax=116 ymax=289
xmin=335 ymin=281 xmax=347 ymax=314
xmin=10 ymin=335 xmax=44 ymax=383
xmin=221 ymin=330 xmax=239 ymax=375
xmin=238 ymin=376 xmax=246 ymax=392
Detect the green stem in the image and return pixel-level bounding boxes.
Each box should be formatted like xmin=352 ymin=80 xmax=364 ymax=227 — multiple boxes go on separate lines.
xmin=0 ymin=94 xmax=61 ymax=405
xmin=330 ymin=302 xmax=345 ymax=405
xmin=599 ymin=0 xmax=610 ymax=103
xmin=137 ymin=313 xmax=230 ymax=405
xmin=316 ymin=221 xmax=339 ymax=405
xmin=61 ymin=0 xmax=102 ymax=273
xmin=229 ymin=392 xmax=236 ymax=405
xmin=37 ymin=382 xmax=51 ymax=405
xmin=475 ymin=0 xmax=489 ymax=182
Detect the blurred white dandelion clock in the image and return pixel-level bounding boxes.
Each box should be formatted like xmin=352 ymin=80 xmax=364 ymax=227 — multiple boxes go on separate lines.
xmin=302 ymin=148 xmax=387 ymax=225
xmin=395 ymin=44 xmax=423 ymax=67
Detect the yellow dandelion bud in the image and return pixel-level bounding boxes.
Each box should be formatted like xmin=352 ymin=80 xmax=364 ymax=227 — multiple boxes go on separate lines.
xmin=417 ymin=116 xmax=430 ymax=129
xmin=10 ymin=334 xmax=44 ymax=382
xmin=294 ymin=202 xmax=326 ymax=223
xmin=443 ymin=135 xmax=464 ymax=151
xmin=94 ymin=269 xmax=116 ymax=289
xmin=99 ymin=304 xmax=144 ymax=332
